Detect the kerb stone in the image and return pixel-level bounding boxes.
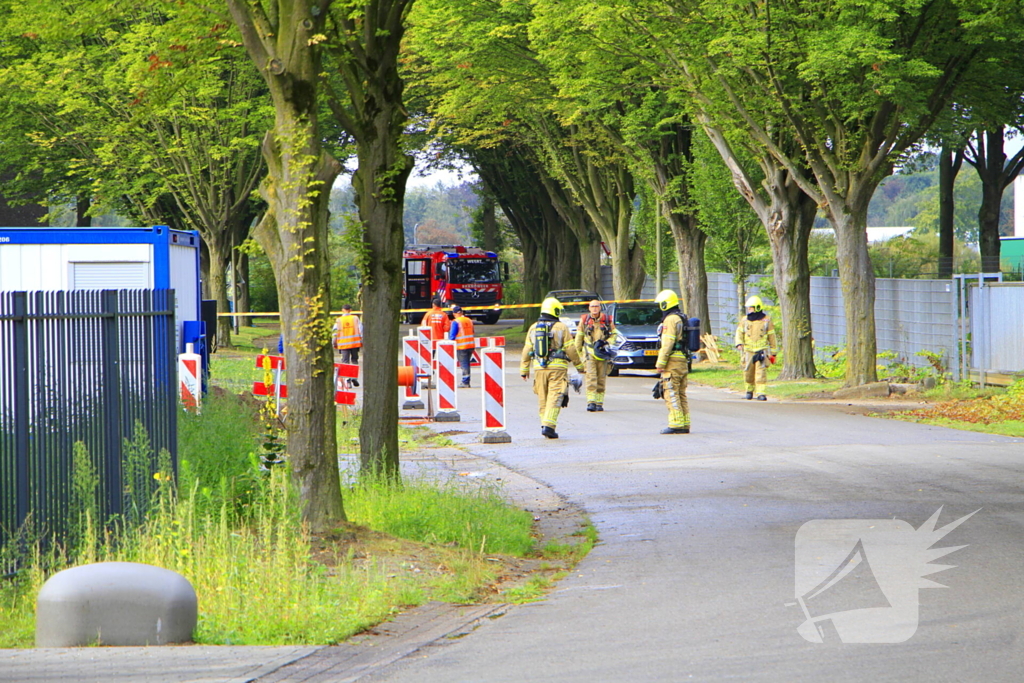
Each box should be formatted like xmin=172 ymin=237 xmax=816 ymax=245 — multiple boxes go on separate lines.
xmin=36 ymin=561 xmax=197 ymax=647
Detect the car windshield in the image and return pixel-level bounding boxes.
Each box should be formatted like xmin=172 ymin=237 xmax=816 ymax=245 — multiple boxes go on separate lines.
xmin=615 ymin=306 xmax=661 ymax=326
xmin=447 ymin=258 xmax=499 ymax=284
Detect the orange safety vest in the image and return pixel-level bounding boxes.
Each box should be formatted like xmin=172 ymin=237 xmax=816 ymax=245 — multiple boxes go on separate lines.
xmin=453 ymin=315 xmax=475 ymax=350
xmin=334 ymin=314 xmax=362 ymax=350
xmin=423 ymin=308 xmax=450 ymax=343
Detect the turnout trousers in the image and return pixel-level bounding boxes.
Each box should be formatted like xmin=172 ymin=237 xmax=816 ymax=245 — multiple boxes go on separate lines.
xmin=533 ymin=367 xmax=568 ymax=429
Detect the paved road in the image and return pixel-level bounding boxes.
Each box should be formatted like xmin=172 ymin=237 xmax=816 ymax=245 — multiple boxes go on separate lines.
xmin=371 ymin=364 xmax=1024 ymax=682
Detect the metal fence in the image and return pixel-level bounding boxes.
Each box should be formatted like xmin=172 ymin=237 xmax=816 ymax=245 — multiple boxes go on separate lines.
xmin=0 ymin=289 xmax=177 ymax=555
xmin=968 ymin=282 xmax=1024 ymax=378
xmin=601 ymin=267 xmax=958 ymax=371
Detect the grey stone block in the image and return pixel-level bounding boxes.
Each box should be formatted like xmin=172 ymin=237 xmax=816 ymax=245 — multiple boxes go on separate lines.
xmin=832 ymin=381 xmax=891 ymax=400
xmin=480 ymin=430 xmax=511 ymax=444
xmin=36 ymin=562 xmax=197 ymax=647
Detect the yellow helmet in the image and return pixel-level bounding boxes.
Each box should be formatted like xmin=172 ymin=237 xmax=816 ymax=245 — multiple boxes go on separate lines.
xmin=745 ymin=295 xmax=763 ymax=312
xmin=655 ymin=289 xmax=679 ymax=312
xmin=541 ymin=297 xmax=563 ymax=317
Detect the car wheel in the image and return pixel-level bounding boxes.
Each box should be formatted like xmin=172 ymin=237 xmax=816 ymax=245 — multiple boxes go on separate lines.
xmin=608 ymin=366 xmax=619 ymax=377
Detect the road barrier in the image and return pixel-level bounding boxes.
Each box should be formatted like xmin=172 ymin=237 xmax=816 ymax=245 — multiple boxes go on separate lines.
xmin=480 ymin=348 xmax=511 ymax=443
xmin=434 ymin=340 xmax=460 ymax=422
xmin=253 ymin=355 xmax=360 ymax=407
xmin=402 ymin=332 xmax=424 ymax=409
xmin=178 ymin=343 xmax=202 ymax=413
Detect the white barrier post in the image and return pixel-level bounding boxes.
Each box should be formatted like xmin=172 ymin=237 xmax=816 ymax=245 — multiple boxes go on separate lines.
xmin=177 ymin=343 xmax=202 ymax=413
xmin=434 ymin=340 xmax=460 ymax=422
xmin=402 ymin=331 xmax=424 ymax=410
xmin=480 ymin=348 xmax=511 ymax=443
xmin=417 ymin=326 xmax=433 ymax=390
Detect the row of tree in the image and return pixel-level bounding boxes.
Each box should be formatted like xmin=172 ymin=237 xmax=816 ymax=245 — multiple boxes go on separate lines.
xmin=2 ymin=0 xmax=1022 ymax=527
xmin=403 ymin=0 xmax=1024 ymax=387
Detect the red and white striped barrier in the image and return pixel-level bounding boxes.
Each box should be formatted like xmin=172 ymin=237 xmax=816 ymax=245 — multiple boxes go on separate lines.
xmin=434 ymin=340 xmax=460 ymax=422
xmin=178 ymin=343 xmax=202 ymax=413
xmin=253 ymin=354 xmax=359 ymax=407
xmin=471 ymin=336 xmax=506 ymax=367
xmin=480 ymin=348 xmax=511 ymax=443
xmin=335 ymin=362 xmax=359 ymax=406
xmin=417 ymin=326 xmax=433 ymax=388
xmin=402 ymin=332 xmax=424 ymax=410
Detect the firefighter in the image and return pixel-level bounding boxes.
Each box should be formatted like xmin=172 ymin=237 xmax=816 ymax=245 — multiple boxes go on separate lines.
xmin=654 ymin=289 xmax=690 ymax=434
xmin=521 ymin=297 xmax=584 ymax=439
xmin=421 ymin=297 xmax=451 ymax=351
xmin=734 ymin=295 xmax=777 ymax=400
xmin=448 ymin=305 xmax=475 ymax=387
xmin=575 ymin=300 xmax=616 ymax=412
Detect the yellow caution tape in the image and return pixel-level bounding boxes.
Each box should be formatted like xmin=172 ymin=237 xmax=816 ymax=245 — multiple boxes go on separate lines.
xmin=217 ymin=297 xmax=657 ymax=317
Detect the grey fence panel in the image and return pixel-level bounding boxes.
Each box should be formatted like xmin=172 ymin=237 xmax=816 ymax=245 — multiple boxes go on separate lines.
xmin=970 ymin=283 xmax=1024 ymax=374
xmin=0 ymin=289 xmax=177 ymax=560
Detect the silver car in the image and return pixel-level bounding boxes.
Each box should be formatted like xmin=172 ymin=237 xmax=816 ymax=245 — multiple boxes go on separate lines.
xmin=607 ymin=302 xmax=663 ymax=376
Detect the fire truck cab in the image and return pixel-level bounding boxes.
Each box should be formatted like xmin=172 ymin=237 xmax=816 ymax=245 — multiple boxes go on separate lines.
xmin=403 ymin=245 xmax=507 ymax=325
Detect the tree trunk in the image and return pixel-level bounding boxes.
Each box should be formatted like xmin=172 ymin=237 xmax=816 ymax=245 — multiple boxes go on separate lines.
xmin=976 ymin=129 xmax=1006 ymax=273
xmin=670 ymin=211 xmax=710 ymax=334
xmin=767 ymin=189 xmax=817 ymax=379
xmin=227 ymin=0 xmax=345 ymax=530
xmin=480 ymin=194 xmax=499 ymax=252
xmin=539 ymin=172 xmax=600 ymax=292
xmin=237 ymin=251 xmax=252 ymax=329
xmin=76 ymin=196 xmax=91 ymax=227
xmin=829 ymin=206 xmax=877 ymax=387
xmin=937 ymin=145 xmax=962 ymax=279
xmin=206 ymin=240 xmax=232 ymax=349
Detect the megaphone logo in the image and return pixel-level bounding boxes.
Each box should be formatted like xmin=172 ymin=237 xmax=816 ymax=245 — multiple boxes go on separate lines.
xmin=792 ymin=507 xmax=978 ymax=643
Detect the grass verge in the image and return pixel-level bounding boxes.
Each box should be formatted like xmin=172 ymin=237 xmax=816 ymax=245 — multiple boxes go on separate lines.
xmin=0 ymin=389 xmax=557 ymax=648
xmin=888 ymin=380 xmax=1024 ymax=437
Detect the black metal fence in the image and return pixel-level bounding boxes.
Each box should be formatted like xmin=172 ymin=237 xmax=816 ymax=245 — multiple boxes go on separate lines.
xmin=0 ymin=290 xmax=177 ymax=554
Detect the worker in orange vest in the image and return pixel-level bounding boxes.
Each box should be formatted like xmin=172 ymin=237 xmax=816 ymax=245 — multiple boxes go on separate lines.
xmin=448 ymin=305 xmax=475 ymax=387
xmin=421 ymin=297 xmax=451 ymax=352
xmin=333 ymin=304 xmax=363 ymax=364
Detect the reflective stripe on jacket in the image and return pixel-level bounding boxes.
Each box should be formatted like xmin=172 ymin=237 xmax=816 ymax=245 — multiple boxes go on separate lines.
xmin=334 ymin=314 xmax=362 ymax=350
xmin=452 ymin=315 xmax=475 ymax=350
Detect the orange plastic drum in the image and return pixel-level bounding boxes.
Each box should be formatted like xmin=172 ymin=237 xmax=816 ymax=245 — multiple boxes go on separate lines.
xmin=397 ymin=365 xmax=416 ymax=387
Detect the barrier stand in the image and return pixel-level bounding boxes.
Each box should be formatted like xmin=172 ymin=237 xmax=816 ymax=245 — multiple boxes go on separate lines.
xmin=402 ymin=331 xmax=425 ymax=410
xmin=178 ymin=343 xmax=202 ymax=413
xmin=417 ymin=326 xmax=433 ymax=390
xmin=434 ymin=340 xmax=460 ymax=422
xmin=253 ymin=354 xmax=287 ymax=416
xmin=335 ymin=362 xmax=359 ymax=407
xmin=480 ymin=347 xmax=511 ymax=443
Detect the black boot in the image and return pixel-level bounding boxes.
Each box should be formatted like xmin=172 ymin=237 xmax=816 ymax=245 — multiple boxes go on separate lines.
xmin=744 ymin=391 xmax=753 ymax=400
xmin=756 ymin=394 xmax=767 ymax=401
xmin=660 ymin=427 xmax=690 ymax=434
xmin=541 ymin=426 xmax=559 ymax=439
xmin=595 ymin=404 xmax=604 ymax=411
xmin=586 ymin=403 xmax=597 ymax=412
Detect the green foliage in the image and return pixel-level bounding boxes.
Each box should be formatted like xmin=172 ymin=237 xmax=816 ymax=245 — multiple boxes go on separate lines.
xmin=177 ymin=391 xmax=263 ymax=520
xmin=344 ymin=475 xmax=535 ymax=557
xmin=895 ymin=379 xmax=1024 ymax=436
xmin=816 ymin=345 xmax=848 ymax=380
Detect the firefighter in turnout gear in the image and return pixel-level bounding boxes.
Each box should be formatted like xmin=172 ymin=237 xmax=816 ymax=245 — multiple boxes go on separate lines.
xmin=654 ymin=290 xmax=690 ymax=434
xmin=734 ymin=295 xmax=777 ymax=401
xmin=575 ymin=300 xmax=616 ymax=412
xmin=521 ymin=297 xmax=584 ymax=439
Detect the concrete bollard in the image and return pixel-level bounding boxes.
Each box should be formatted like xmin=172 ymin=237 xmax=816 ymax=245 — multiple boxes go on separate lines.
xmin=36 ymin=562 xmax=197 ymax=647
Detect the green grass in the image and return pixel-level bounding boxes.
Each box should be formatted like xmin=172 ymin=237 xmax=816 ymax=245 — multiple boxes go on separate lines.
xmin=343 ymin=475 xmax=535 ymax=556
xmin=0 ymin=391 xmax=542 ymax=647
xmin=690 ymin=360 xmax=843 ymax=398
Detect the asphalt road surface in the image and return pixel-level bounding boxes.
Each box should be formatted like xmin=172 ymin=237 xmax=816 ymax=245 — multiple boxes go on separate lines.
xmin=374 ymin=362 xmax=1024 ymax=682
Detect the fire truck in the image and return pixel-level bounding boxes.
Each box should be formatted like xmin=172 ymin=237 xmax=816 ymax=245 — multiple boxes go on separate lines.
xmin=402 ymin=245 xmax=508 ymax=325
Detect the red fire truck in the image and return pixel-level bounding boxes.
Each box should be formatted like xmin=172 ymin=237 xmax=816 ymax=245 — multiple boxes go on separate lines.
xmin=402 ymin=245 xmax=508 ymax=325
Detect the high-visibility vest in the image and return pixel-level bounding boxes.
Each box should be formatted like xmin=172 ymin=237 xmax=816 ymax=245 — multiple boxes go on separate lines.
xmin=423 ymin=309 xmax=450 ymax=343
xmin=453 ymin=315 xmax=475 ymax=350
xmin=334 ymin=314 xmax=362 ymax=350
